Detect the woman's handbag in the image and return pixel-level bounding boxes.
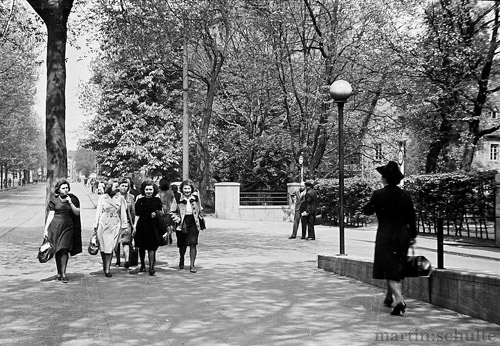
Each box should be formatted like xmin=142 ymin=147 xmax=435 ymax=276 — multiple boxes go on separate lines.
xmin=404 ymin=246 xmax=432 ymax=277
xmin=199 ymin=215 xmax=206 ymax=230
xmin=88 ymin=233 xmax=99 ymax=255
xmin=129 ymin=241 xmax=139 ymax=266
xmin=38 ymin=237 xmax=54 ymax=263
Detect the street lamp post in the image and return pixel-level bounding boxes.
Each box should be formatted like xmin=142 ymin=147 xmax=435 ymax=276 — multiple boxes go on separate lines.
xmin=329 ymin=80 xmax=353 ymax=256
xmin=298 ymin=155 xmax=304 ymax=183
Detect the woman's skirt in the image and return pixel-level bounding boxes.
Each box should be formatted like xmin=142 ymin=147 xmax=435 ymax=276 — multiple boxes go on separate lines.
xmin=176 ymin=215 xmax=199 ymax=248
xmin=48 ymin=214 xmax=73 ymax=253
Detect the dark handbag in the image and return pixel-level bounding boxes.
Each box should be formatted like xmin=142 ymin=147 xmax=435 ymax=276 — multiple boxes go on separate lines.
xmin=129 ymin=242 xmax=139 ymax=266
xmin=38 ymin=237 xmax=54 ymax=263
xmin=199 ymin=215 xmax=206 ymax=230
xmin=404 ymin=246 xmax=432 ymax=277
xmin=88 ymin=233 xmax=99 ymax=255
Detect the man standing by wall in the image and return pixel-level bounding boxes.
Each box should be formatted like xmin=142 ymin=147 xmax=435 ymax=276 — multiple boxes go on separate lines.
xmin=288 ymin=182 xmax=306 ymax=239
xmin=301 ymin=180 xmax=318 ymax=240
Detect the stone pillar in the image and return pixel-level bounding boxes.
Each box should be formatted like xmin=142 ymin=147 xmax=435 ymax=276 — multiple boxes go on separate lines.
xmin=215 ymin=182 xmax=240 ymax=219
xmin=495 ymin=174 xmax=500 ymax=246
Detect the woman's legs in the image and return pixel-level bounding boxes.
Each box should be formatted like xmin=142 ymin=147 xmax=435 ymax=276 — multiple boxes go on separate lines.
xmin=55 ymin=251 xmax=62 ymax=279
xmin=388 ymin=280 xmax=403 ymax=303
xmin=101 ymin=252 xmax=113 ymax=277
xmin=384 ymin=280 xmax=393 ymax=306
xmin=123 ymin=243 xmax=130 ymax=268
xmin=114 ymin=244 xmax=121 ymax=266
xmin=189 ymin=245 xmax=197 ymax=273
xmin=139 ymin=248 xmax=146 ymax=271
xmin=388 ymin=280 xmax=406 ymax=315
xmin=55 ymin=249 xmax=69 ymax=281
xmin=148 ymin=250 xmax=156 ymax=275
xmin=179 ymin=246 xmax=186 ymax=269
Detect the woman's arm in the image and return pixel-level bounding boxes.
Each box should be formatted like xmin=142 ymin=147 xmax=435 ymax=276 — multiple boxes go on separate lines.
xmin=67 ymin=195 xmax=80 ymax=216
xmin=43 ymin=211 xmax=55 ymax=237
xmin=93 ymin=195 xmax=103 ymax=231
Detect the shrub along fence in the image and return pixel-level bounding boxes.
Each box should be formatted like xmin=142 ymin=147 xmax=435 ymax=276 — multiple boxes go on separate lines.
xmin=404 ymin=171 xmax=497 ymax=241
xmin=314 ymin=171 xmax=497 ymax=244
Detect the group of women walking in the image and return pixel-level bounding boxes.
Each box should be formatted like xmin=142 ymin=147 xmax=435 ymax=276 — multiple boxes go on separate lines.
xmin=42 ymin=178 xmax=204 ymax=282
xmin=42 ymin=161 xmax=417 ymax=318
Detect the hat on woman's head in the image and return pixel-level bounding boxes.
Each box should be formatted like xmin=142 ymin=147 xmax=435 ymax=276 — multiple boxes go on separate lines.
xmin=304 ymin=179 xmax=316 ymax=187
xmin=376 ymin=161 xmax=404 ymax=185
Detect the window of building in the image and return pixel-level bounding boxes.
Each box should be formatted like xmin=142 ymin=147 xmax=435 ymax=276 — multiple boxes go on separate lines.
xmin=490 ymin=143 xmax=499 ymax=161
xmin=375 ymin=143 xmax=383 ymax=161
xmin=491 ymin=110 xmax=498 ymax=119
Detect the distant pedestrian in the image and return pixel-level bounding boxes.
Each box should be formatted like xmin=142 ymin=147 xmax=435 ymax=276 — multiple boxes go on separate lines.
xmin=43 ymin=180 xmax=82 ymax=283
xmin=289 ymin=182 xmax=306 ymax=239
xmin=159 ymin=178 xmax=175 ymax=245
xmin=363 ymin=161 xmax=417 ymax=316
xmin=114 ymin=178 xmax=136 ymax=268
xmin=93 ymin=179 xmax=128 ymax=277
xmin=301 ymin=180 xmax=318 ymax=240
xmin=125 ymin=176 xmax=140 ymax=199
xmin=170 ymin=179 xmax=204 ymax=273
xmin=97 ymin=181 xmax=105 ymax=195
xmin=134 ymin=180 xmax=164 ymax=275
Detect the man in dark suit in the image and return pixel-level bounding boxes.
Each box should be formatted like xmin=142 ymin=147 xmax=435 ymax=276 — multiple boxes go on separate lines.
xmin=301 ymin=180 xmax=318 ymax=240
xmin=289 ymin=182 xmax=306 ymax=239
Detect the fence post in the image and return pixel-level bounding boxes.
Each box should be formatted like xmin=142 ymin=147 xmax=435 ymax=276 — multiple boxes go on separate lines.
xmin=437 ymin=217 xmax=444 ymax=269
xmin=495 ymin=174 xmax=500 ymax=247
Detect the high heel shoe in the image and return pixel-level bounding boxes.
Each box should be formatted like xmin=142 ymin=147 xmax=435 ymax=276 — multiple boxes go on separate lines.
xmin=390 ymin=302 xmax=406 ymax=316
xmin=104 ymin=272 xmax=112 ymax=278
xmin=55 ymin=274 xmax=61 ymax=282
xmin=139 ymin=264 xmax=146 ymax=272
xmin=190 ymin=266 xmax=197 ymax=273
xmin=149 ymin=267 xmax=155 ymax=276
xmin=383 ymin=296 xmax=393 ymax=307
xmin=61 ymin=275 xmax=68 ymax=283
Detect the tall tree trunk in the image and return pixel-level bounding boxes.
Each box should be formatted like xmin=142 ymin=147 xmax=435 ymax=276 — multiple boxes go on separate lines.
xmin=26 ymin=0 xmax=74 ymax=213
xmin=197 ymin=51 xmax=224 ymax=208
xmin=425 ymin=116 xmax=453 ymax=173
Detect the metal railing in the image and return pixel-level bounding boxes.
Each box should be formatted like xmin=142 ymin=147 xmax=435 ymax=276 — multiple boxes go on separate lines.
xmin=240 ymin=191 xmax=288 ymax=206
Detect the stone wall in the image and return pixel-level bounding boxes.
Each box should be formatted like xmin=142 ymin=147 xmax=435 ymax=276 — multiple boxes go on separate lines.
xmin=318 ymin=255 xmax=500 ymax=326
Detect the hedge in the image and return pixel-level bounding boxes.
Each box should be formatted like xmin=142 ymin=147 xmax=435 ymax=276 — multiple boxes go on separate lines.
xmin=314 ymin=171 xmax=497 ymax=235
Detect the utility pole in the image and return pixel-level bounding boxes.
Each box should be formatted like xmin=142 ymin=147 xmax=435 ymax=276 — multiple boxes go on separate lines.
xmin=182 ymin=16 xmax=189 ymax=180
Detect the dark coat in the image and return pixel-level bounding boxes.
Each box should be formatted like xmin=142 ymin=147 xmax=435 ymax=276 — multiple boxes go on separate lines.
xmin=301 ymin=187 xmax=318 ymax=214
xmin=134 ymin=196 xmax=165 ymax=250
xmin=68 ymin=193 xmax=82 ymax=256
xmin=363 ymin=185 xmax=416 ymax=280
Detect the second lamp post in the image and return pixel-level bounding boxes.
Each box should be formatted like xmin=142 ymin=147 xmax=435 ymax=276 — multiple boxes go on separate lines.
xmin=329 ymin=80 xmax=352 ymax=256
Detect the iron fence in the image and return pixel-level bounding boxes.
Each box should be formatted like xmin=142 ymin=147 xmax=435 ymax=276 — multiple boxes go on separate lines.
xmin=240 ymin=191 xmax=288 ymax=206
xmin=416 ymin=182 xmax=496 ymax=242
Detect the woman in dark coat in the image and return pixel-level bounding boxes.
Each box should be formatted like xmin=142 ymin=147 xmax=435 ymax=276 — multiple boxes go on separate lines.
xmin=134 ymin=180 xmax=165 ymax=275
xmin=363 ymin=161 xmax=417 ymax=316
xmin=43 ymin=180 xmax=82 ymax=283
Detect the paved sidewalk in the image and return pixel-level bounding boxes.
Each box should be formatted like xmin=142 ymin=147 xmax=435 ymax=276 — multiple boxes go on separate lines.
xmin=0 ymin=183 xmax=499 ymax=345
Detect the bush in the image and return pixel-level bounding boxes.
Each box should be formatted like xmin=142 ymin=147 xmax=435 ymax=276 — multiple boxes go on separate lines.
xmin=314 ymin=170 xmax=497 ymax=233
xmin=315 ymin=177 xmax=378 ymax=227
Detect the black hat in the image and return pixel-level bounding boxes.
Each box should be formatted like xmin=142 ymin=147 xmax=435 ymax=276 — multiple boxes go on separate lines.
xmin=376 ymin=161 xmax=404 ymax=185
xmin=304 ymin=179 xmax=315 ymax=187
